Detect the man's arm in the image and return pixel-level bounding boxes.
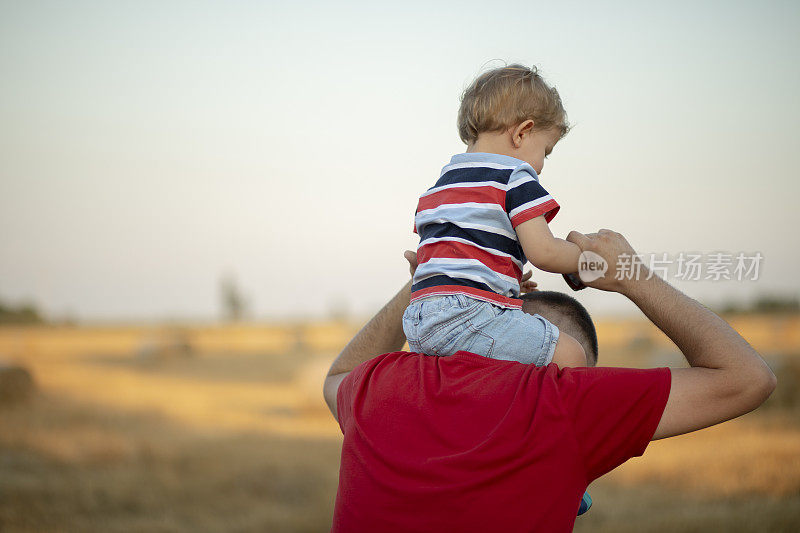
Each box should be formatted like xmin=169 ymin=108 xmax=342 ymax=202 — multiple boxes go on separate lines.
xmin=323 ymin=279 xmax=411 ymax=421
xmin=566 ymin=230 xmax=777 ymax=440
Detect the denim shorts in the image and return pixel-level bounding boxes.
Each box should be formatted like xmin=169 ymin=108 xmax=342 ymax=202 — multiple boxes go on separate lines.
xmin=402 ymin=294 xmax=560 ymax=366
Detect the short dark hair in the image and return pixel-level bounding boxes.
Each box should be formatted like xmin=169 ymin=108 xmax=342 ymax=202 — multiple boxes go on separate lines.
xmin=520 ymin=291 xmax=598 ymax=365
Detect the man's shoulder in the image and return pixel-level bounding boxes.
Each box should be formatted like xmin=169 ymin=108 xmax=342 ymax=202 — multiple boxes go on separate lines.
xmin=343 ymin=351 xmax=558 ymax=398
xmin=340 ymin=351 xmax=416 ymax=388
xmin=356 ymin=350 xmax=418 ymax=369
xmin=351 ymin=352 xmax=670 ymax=381
xmin=552 ymin=365 xmax=671 ymax=395
xmin=344 ymin=352 xmax=670 ymax=408
xmin=353 ymin=350 xmax=527 ymax=371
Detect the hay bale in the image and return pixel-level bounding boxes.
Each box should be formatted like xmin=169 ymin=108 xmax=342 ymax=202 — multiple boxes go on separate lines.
xmin=0 ymin=361 xmax=35 ymax=404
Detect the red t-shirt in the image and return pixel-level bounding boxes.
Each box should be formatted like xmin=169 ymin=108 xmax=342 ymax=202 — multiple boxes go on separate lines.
xmin=333 ymin=351 xmax=671 ymax=533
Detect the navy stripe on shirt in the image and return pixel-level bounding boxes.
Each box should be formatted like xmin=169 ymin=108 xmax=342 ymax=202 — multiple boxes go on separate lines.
xmin=422 ymin=222 xmax=526 ymax=264
xmin=411 ymin=275 xmax=497 ymax=295
xmin=506 ymin=179 xmax=553 ymax=215
xmin=431 ymin=167 xmax=514 ymax=189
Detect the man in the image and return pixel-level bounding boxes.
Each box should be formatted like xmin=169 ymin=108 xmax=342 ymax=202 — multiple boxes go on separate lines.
xmin=323 ymin=230 xmax=776 ymax=532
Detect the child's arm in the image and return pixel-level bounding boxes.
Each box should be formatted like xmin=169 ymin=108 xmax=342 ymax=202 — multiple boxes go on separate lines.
xmin=516 ymin=215 xmax=582 ymax=274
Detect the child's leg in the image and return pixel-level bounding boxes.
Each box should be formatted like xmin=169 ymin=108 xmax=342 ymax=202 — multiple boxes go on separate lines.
xmin=406 ymin=295 xmax=586 ymax=366
xmin=479 ymin=307 xmax=565 ymax=366
xmin=402 ymin=301 xmax=423 ymax=353
xmin=403 ymin=295 xmax=489 ymax=356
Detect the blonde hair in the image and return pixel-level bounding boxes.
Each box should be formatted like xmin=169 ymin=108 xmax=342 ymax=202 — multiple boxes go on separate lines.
xmin=457 ymin=64 xmax=569 ymax=145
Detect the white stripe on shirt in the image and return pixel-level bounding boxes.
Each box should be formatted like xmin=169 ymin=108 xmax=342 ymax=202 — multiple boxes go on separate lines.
xmin=506 ymin=173 xmax=538 ymax=191
xmin=416 ymin=217 xmax=517 ymax=240
xmin=417 ymin=202 xmax=507 ymax=218
xmin=508 ymin=195 xmax=554 ymax=219
xmin=421 ymin=257 xmax=520 ymax=287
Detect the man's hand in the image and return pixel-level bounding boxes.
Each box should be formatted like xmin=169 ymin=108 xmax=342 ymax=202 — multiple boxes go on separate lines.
xmin=566 ymin=229 xmax=646 ymax=294
xmin=520 ymin=270 xmax=539 ymax=293
xmin=566 ymin=229 xmax=776 ymax=440
xmin=404 ymin=250 xmax=418 ymax=277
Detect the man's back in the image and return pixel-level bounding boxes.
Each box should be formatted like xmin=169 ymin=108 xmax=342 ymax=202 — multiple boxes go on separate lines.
xmin=333 ymin=350 xmax=670 ymax=533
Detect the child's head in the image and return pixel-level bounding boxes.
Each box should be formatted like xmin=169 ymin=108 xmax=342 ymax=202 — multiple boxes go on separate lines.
xmin=458 ymin=64 xmax=569 ymax=174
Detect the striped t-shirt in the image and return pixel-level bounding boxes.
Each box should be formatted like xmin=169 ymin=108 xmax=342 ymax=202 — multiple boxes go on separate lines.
xmin=411 ymin=152 xmax=560 ymax=309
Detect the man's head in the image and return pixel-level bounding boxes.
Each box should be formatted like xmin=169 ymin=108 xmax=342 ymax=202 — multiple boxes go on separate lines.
xmin=457 ymin=64 xmax=570 ymax=174
xmin=521 ymin=291 xmax=598 ymax=366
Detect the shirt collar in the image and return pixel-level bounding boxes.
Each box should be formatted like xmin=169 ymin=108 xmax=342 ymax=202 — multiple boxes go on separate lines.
xmin=449 ymin=152 xmax=527 ymax=167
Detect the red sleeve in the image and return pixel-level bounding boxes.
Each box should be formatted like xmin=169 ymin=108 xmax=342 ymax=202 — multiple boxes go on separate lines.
xmin=505 ymin=169 xmax=560 ymax=227
xmin=336 ymin=363 xmax=369 ymax=434
xmin=560 ymin=366 xmax=671 ymax=482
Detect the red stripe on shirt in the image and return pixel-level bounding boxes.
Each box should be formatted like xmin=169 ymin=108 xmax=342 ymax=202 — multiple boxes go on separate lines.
xmin=410 ymin=285 xmax=523 ymax=309
xmin=417 ymin=185 xmax=506 ymax=212
xmin=510 ymin=199 xmax=561 ymax=227
xmin=418 ymin=240 xmax=522 ymax=281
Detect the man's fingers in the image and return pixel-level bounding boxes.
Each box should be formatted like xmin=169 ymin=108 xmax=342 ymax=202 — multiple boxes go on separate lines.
xmin=521 ymin=270 xmax=532 ymax=282
xmin=404 ymin=250 xmax=418 ymax=276
xmin=520 ymin=280 xmax=538 ymax=293
xmin=566 ymin=230 xmax=591 ymax=250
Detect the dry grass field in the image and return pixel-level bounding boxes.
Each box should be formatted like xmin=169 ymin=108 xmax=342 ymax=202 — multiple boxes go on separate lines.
xmin=1 ymin=316 xmax=799 ymax=532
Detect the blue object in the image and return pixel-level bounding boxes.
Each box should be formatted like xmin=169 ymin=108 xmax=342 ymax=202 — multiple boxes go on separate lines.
xmin=403 ymin=294 xmax=560 ymax=366
xmin=577 ymin=492 xmax=593 ymax=516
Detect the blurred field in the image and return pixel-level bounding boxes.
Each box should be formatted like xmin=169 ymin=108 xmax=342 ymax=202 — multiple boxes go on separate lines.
xmin=1 ymin=315 xmax=799 ymax=532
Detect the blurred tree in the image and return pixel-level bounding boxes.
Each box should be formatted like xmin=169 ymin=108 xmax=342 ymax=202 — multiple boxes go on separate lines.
xmin=220 ymin=275 xmax=248 ymax=322
xmin=327 ymin=296 xmax=351 ymax=323
xmin=752 ymin=294 xmax=800 ymax=314
xmin=719 ymin=293 xmax=800 ymax=315
xmin=0 ymin=299 xmax=44 ymax=325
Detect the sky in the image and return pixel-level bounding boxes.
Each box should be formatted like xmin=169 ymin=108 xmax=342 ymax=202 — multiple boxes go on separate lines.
xmin=1 ymin=0 xmax=799 ymax=322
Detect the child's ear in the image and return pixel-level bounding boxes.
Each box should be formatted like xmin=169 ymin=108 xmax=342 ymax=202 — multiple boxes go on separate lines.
xmin=511 ymin=120 xmax=536 ymax=147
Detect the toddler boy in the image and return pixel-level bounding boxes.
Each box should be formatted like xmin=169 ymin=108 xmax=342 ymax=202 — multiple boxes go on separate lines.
xmin=404 ymin=64 xmax=587 ymax=370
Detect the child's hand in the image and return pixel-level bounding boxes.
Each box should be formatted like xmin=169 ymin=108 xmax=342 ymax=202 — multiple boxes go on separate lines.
xmin=520 ymin=270 xmax=539 ymax=293
xmin=404 ymin=250 xmax=418 ymax=277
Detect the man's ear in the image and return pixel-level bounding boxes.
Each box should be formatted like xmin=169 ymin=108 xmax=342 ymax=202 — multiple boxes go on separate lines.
xmin=511 ymin=120 xmax=536 ymax=148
